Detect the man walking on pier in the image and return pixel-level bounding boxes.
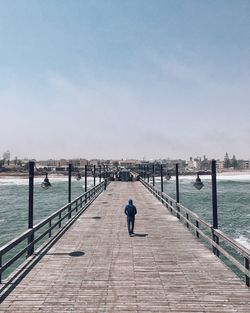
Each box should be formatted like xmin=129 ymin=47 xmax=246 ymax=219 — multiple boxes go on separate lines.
xmin=124 ymin=199 xmax=137 ymax=236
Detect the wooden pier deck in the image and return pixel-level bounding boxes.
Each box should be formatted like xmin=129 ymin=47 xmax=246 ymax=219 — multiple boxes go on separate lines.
xmin=0 ymin=181 xmax=250 ymax=312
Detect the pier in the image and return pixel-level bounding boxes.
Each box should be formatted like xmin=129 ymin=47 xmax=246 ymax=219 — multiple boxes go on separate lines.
xmin=1 ymin=180 xmax=250 ymax=312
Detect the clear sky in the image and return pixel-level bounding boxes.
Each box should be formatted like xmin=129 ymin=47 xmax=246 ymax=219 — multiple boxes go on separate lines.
xmin=0 ymin=0 xmax=249 ymax=161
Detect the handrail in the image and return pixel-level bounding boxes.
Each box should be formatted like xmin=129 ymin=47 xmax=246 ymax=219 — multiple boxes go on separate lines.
xmin=140 ymin=178 xmax=250 ymax=287
xmin=0 ymin=180 xmax=106 ymax=283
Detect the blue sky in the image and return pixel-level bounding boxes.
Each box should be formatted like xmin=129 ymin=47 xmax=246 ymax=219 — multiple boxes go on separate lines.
xmin=0 ymin=0 xmax=249 ymax=160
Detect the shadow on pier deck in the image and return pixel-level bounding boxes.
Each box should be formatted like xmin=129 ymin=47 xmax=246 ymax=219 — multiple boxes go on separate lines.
xmin=0 ymin=181 xmax=250 ymax=312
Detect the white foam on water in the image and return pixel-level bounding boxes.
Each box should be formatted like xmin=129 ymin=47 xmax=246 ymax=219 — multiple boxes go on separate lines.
xmin=235 ymin=235 xmax=250 ymax=250
xmin=154 ymin=174 xmax=250 ymax=181
xmin=0 ymin=176 xmax=96 ymax=186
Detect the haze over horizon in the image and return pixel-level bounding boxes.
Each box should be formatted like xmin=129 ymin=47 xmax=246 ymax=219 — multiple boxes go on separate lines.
xmin=1 ymin=1 xmax=249 ymax=161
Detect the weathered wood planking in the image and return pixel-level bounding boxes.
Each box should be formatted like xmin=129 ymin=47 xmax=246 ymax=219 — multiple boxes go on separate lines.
xmin=0 ymin=181 xmax=249 ymax=312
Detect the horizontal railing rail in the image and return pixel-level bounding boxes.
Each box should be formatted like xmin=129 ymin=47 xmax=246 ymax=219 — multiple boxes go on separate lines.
xmin=0 ymin=180 xmax=106 ymax=283
xmin=140 ymin=178 xmax=250 ymax=287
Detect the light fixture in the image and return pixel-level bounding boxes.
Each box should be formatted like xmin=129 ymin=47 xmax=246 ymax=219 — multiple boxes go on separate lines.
xmin=75 ymin=172 xmax=82 ymax=181
xmin=41 ymin=173 xmax=51 ymax=189
xmin=193 ymin=174 xmax=204 ymax=190
xmin=165 ymin=172 xmax=171 ymax=180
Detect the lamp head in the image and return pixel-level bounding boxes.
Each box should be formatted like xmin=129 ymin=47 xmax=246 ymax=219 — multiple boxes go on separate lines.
xmin=41 ymin=173 xmax=51 ymax=190
xmin=76 ymin=172 xmax=82 ymax=181
xmin=165 ymin=173 xmax=171 ymax=180
xmin=193 ymin=174 xmax=204 ymax=190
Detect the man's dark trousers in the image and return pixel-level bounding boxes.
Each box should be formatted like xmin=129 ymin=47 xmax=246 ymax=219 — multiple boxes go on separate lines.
xmin=127 ymin=216 xmax=135 ymax=235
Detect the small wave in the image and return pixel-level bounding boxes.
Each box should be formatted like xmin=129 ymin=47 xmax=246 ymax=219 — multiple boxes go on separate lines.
xmin=235 ymin=235 xmax=250 ymax=250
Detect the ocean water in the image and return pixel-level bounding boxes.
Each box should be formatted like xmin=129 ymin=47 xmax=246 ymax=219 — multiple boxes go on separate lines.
xmin=153 ymin=174 xmax=250 ymax=250
xmin=0 ymin=176 xmax=98 ymax=247
xmin=1 ymin=175 xmax=249 ymax=249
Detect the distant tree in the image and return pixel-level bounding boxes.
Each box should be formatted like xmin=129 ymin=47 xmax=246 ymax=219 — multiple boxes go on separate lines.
xmin=231 ymin=155 xmax=238 ymax=169
xmin=223 ymin=152 xmax=230 ymax=168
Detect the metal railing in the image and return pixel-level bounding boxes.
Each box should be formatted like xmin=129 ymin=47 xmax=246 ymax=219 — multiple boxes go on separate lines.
xmin=0 ymin=181 xmax=106 ymax=283
xmin=140 ymin=178 xmax=250 ymax=287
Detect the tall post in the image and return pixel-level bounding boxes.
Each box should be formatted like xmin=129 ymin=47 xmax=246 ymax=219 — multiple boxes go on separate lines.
xmin=175 ymin=163 xmax=180 ymax=202
xmin=147 ymin=165 xmax=150 ymax=183
xmin=68 ymin=163 xmax=72 ymax=219
xmin=28 ymin=161 xmax=34 ymax=256
xmin=211 ymin=159 xmax=219 ymax=257
xmin=85 ymin=165 xmax=88 ymax=192
xmin=152 ymin=164 xmax=155 ymax=187
xmin=160 ymin=164 xmax=163 ymax=193
xmin=93 ymin=165 xmax=96 ymax=187
xmin=99 ymin=165 xmax=101 ymax=183
xmin=176 ymin=163 xmax=180 ymax=219
xmin=104 ymin=165 xmax=106 ymax=180
xmin=211 ymin=160 xmax=218 ymax=229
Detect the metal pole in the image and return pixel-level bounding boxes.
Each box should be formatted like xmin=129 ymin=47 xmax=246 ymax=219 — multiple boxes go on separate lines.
xmin=160 ymin=164 xmax=163 ymax=193
xmin=147 ymin=165 xmax=149 ymax=183
xmin=211 ymin=159 xmax=219 ymax=257
xmin=176 ymin=163 xmax=180 ymax=219
xmin=99 ymin=165 xmax=101 ymax=183
xmin=211 ymin=160 xmax=218 ymax=229
xmin=94 ymin=165 xmax=96 ymax=187
xmin=28 ymin=161 xmax=34 ymax=256
xmin=152 ymin=164 xmax=155 ymax=187
xmin=68 ymin=163 xmax=72 ymax=219
xmin=175 ymin=163 xmax=180 ymax=202
xmin=85 ymin=164 xmax=88 ymax=193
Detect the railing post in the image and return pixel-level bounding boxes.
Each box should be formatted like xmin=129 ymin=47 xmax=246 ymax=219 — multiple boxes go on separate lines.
xmin=175 ymin=163 xmax=180 ymax=219
xmin=27 ymin=161 xmax=34 ymax=257
xmin=59 ymin=212 xmax=61 ymax=228
xmin=196 ymin=221 xmax=199 ymax=238
xmin=211 ymin=159 xmax=219 ymax=257
xmin=68 ymin=163 xmax=72 ymax=219
xmin=244 ymin=257 xmax=250 ymax=287
xmin=186 ymin=213 xmax=189 ymax=229
xmin=49 ymin=220 xmax=52 ymax=237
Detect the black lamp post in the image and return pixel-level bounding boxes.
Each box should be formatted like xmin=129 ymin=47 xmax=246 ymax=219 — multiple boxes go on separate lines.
xmin=152 ymin=164 xmax=155 ymax=187
xmin=93 ymin=165 xmax=96 ymax=187
xmin=211 ymin=159 xmax=219 ymax=256
xmin=160 ymin=164 xmax=164 ymax=193
xmin=68 ymin=163 xmax=72 ymax=219
xmin=176 ymin=163 xmax=180 ymax=219
xmin=28 ymin=161 xmax=35 ymax=256
xmin=193 ymin=160 xmax=219 ymax=256
xmin=99 ymin=165 xmax=101 ymax=183
xmin=85 ymin=164 xmax=88 ymax=193
xmin=175 ymin=163 xmax=180 ymax=203
xmin=28 ymin=161 xmax=51 ymax=256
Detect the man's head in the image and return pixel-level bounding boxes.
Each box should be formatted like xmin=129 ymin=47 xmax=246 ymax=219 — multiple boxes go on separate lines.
xmin=128 ymin=199 xmax=133 ymax=205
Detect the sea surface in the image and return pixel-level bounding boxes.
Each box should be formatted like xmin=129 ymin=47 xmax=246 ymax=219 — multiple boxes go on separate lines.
xmin=0 ymin=174 xmax=249 ymax=280
xmin=0 ymin=176 xmax=98 ymax=247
